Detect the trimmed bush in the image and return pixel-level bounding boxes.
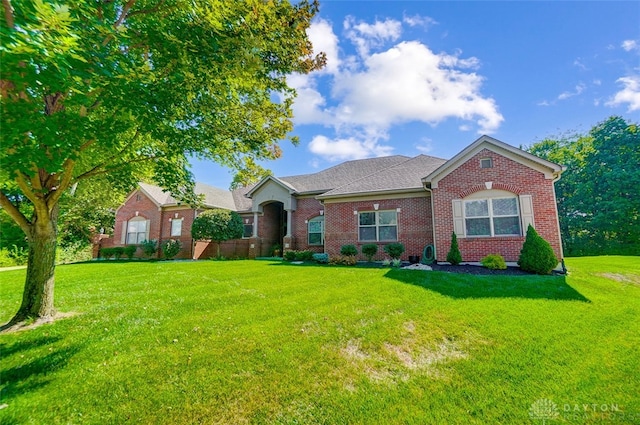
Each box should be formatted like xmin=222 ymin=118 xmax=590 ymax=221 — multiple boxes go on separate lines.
xmin=361 ymin=244 xmax=378 ymax=262
xmin=312 ymin=253 xmax=329 ymax=264
xmin=100 ymin=247 xmax=115 ymax=259
xmin=383 ymin=243 xmax=405 ymax=259
xmin=162 ymin=239 xmax=182 ymax=260
xmin=113 ymin=246 xmax=125 ymax=260
xmin=481 ymin=254 xmax=507 ymax=270
xmin=284 ymin=250 xmax=297 ymax=261
xmin=446 ymin=232 xmax=462 ymax=265
xmin=140 ymin=239 xmax=158 ymax=257
xmin=124 ymin=245 xmax=137 ymax=259
xmin=340 ymin=244 xmax=358 ymax=257
xmin=518 ymin=225 xmax=558 ymax=275
xmin=329 ymin=255 xmax=357 ymax=266
xmin=296 ymin=250 xmax=314 ymax=261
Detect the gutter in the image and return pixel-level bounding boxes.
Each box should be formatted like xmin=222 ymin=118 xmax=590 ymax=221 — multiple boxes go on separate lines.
xmin=423 ymin=182 xmax=437 ymax=262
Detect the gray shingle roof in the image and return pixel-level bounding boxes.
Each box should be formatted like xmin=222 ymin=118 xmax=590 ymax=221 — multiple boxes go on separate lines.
xmin=317 ymin=155 xmax=447 ymax=198
xmin=139 ymin=182 xmax=237 ymax=210
xmin=278 ymin=155 xmax=411 ymax=194
xmin=138 ymin=154 xmax=446 ymax=211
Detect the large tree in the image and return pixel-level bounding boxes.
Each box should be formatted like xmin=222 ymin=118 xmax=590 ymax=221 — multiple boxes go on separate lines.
xmin=0 ymin=0 xmax=324 ymax=325
xmin=191 ymin=208 xmax=243 ymax=258
xmin=528 ymin=116 xmax=639 ymax=256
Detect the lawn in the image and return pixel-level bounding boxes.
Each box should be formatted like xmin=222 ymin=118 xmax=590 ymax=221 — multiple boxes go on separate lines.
xmin=1 ymin=257 xmax=639 ymax=424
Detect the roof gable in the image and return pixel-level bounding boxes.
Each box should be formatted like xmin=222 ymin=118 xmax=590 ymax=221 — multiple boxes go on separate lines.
xmin=422 ymin=135 xmax=565 ymax=188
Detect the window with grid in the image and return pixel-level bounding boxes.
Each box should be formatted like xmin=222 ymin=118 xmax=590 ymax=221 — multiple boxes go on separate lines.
xmin=127 ymin=217 xmax=148 ymax=244
xmin=359 ymin=210 xmax=397 ymax=242
xmin=464 ymin=197 xmax=521 ymax=237
xmin=308 ymin=216 xmax=324 ymax=245
xmin=243 ymin=224 xmax=253 ymax=238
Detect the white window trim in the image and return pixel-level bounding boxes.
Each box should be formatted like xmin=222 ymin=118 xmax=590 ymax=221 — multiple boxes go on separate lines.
xmin=126 ymin=217 xmax=150 ymax=244
xmin=308 ymin=216 xmax=325 ymax=246
xmin=358 ymin=210 xmax=398 ymax=242
xmin=170 ymin=218 xmax=183 ymax=237
xmin=463 ymin=197 xmax=521 ymax=237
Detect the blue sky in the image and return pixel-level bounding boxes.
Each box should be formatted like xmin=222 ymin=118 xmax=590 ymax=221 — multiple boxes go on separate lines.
xmin=192 ymin=1 xmax=640 ymax=189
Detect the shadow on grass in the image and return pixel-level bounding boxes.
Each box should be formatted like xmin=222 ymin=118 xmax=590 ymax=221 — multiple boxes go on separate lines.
xmin=0 ymin=337 xmax=82 ymax=403
xmin=385 ymin=269 xmax=590 ymax=302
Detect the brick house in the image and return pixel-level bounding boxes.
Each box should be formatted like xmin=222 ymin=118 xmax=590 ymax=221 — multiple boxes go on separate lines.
xmin=96 ymin=136 xmax=565 ymax=262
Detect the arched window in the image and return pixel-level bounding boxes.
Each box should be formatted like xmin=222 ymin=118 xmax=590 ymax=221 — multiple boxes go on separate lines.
xmin=454 ymin=190 xmax=524 ymax=238
xmin=308 ymin=216 xmax=324 ymax=245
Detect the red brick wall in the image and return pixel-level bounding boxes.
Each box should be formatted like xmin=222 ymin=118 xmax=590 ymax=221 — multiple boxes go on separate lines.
xmin=323 ymin=196 xmax=433 ymax=261
xmin=432 ymin=149 xmax=562 ymax=262
xmin=291 ymin=197 xmax=326 ymax=253
xmin=113 ymin=190 xmax=163 ymax=257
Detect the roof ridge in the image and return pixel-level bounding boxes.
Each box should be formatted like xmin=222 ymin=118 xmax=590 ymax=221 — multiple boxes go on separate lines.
xmin=326 ymin=155 xmax=420 ymax=195
xmin=279 ymin=154 xmax=411 ymax=181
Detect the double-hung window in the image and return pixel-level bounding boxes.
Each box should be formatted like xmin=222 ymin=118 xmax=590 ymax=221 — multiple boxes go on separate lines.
xmin=359 ymin=210 xmax=397 ymax=241
xmin=127 ymin=217 xmax=148 ymax=244
xmin=464 ymin=197 xmax=521 ymax=237
xmin=308 ymin=216 xmax=324 ymax=245
xmin=170 ymin=218 xmax=183 ymax=237
xmin=243 ymin=223 xmax=253 ymax=238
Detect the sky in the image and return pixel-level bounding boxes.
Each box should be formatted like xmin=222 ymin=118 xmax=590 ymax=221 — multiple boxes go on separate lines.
xmin=191 ymin=1 xmax=640 ymax=189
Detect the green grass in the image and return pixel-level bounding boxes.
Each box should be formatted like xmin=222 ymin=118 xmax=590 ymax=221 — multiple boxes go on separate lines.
xmin=1 ymin=257 xmax=639 ymax=424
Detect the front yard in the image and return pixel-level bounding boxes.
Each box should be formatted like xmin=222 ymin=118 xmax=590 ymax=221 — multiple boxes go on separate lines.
xmin=1 ymin=257 xmax=639 ymax=424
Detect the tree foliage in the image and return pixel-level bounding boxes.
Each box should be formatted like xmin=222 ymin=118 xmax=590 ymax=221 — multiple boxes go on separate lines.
xmin=528 ymin=116 xmax=639 ymax=256
xmin=518 ymin=225 xmax=558 ymax=275
xmin=0 ymin=0 xmax=324 ymax=324
xmin=191 ymin=209 xmax=243 ymax=258
xmin=446 ymin=232 xmax=462 ymax=265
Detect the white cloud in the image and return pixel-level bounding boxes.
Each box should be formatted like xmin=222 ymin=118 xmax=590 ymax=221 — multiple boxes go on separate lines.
xmin=294 ymin=17 xmax=503 ymax=161
xmin=621 ymin=39 xmax=639 ymax=52
xmin=402 ymin=14 xmax=438 ymax=29
xmin=573 ymin=58 xmax=588 ymax=70
xmin=415 ymin=137 xmax=434 ymax=154
xmin=557 ymin=84 xmax=586 ymax=100
xmin=607 ymin=75 xmax=640 ymax=111
xmin=308 ymin=19 xmax=341 ymax=75
xmin=332 ymin=41 xmax=502 ymax=132
xmin=344 ymin=16 xmax=402 ymax=57
xmin=309 ymin=134 xmax=393 ymax=161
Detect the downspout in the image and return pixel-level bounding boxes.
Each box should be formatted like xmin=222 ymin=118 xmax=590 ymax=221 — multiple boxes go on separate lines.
xmin=423 ymin=183 xmax=437 ymax=262
xmin=192 ymin=209 xmax=197 ymax=259
xmin=551 ymin=170 xmax=565 ymax=259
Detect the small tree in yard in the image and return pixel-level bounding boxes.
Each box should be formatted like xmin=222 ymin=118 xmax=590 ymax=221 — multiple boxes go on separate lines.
xmin=384 ymin=243 xmax=405 ymax=260
xmin=161 ymin=239 xmax=182 ymax=260
xmin=518 ymin=225 xmax=558 ymax=275
xmin=361 ymin=244 xmax=378 ymax=262
xmin=192 ymin=209 xmax=243 ymax=259
xmin=446 ymin=232 xmax=462 ymax=265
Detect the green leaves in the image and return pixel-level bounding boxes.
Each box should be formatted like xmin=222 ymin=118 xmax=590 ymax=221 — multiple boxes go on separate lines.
xmin=527 ymin=116 xmax=640 ymax=255
xmin=191 ymin=209 xmax=243 ymax=243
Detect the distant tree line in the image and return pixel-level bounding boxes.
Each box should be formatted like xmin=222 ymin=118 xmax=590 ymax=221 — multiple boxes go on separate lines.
xmin=527 ymin=116 xmax=639 ymax=256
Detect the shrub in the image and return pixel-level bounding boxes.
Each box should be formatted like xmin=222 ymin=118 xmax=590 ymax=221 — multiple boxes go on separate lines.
xmin=124 ymin=245 xmax=138 ymax=260
xmin=100 ymin=247 xmax=115 ymax=259
xmin=382 ymin=258 xmax=391 ymax=267
xmin=340 ymin=244 xmax=358 ymax=257
xmin=312 ymin=253 xmax=329 ymax=264
xmin=0 ymin=248 xmax=18 ymax=267
xmin=162 ymin=239 xmax=182 ymax=260
xmin=446 ymin=232 xmax=462 ymax=265
xmin=8 ymin=245 xmax=28 ymax=265
xmin=296 ymin=250 xmax=314 ymax=261
xmin=518 ymin=225 xmax=558 ymax=275
xmin=361 ymin=244 xmax=378 ymax=262
xmin=140 ymin=239 xmax=158 ymax=257
xmin=481 ymin=254 xmax=507 ymax=270
xmin=391 ymin=258 xmax=402 ymax=268
xmin=113 ymin=246 xmax=125 ymax=260
xmin=329 ymin=255 xmax=357 ymax=266
xmin=284 ymin=250 xmax=297 ymax=261
xmin=383 ymin=243 xmax=405 ymax=259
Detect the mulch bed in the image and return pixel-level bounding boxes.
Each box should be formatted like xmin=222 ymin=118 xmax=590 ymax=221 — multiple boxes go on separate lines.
xmin=429 ymin=263 xmax=534 ymax=276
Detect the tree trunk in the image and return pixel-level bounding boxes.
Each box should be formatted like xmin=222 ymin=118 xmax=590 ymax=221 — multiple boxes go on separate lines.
xmin=9 ymin=205 xmax=59 ymax=324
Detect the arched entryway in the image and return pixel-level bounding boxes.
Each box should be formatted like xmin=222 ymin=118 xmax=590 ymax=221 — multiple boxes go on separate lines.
xmin=260 ymin=201 xmax=287 ymax=256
